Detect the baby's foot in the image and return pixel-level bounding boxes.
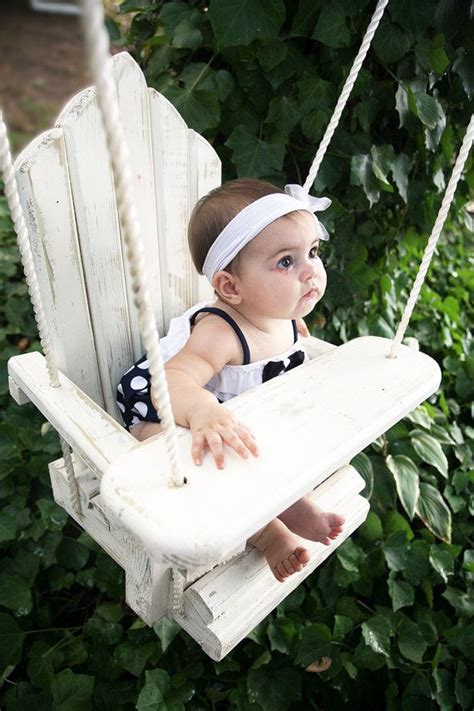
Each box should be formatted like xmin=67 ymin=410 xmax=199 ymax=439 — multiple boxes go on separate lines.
xmin=248 ymin=518 xmax=310 ymax=582
xmin=279 ymin=495 xmax=345 ymax=546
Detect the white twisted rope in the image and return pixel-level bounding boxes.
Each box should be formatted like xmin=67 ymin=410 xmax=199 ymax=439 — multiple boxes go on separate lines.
xmin=170 ymin=568 xmax=185 ymax=615
xmin=303 ymin=0 xmax=389 ymax=192
xmin=0 ymin=110 xmax=60 ymax=387
xmin=60 ymin=437 xmax=83 ymax=517
xmin=389 ymin=114 xmax=474 ymax=358
xmin=80 ymin=0 xmax=184 ymax=487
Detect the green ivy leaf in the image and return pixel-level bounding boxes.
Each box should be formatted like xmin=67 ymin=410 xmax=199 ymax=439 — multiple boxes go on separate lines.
xmin=411 ymin=430 xmax=448 ymax=478
xmin=0 ymin=613 xmax=25 ymax=667
xmin=136 ymin=669 xmax=169 ymax=710
xmin=351 ymin=154 xmax=380 ymax=206
xmin=295 ymin=624 xmax=332 ymax=666
xmin=416 ymin=483 xmax=452 ymax=542
xmin=225 ymin=125 xmax=285 ymax=177
xmin=159 ymin=2 xmax=201 ymax=33
xmin=430 ymin=34 xmax=450 ymax=75
xmin=247 ymin=667 xmax=301 ymax=711
xmin=51 ymin=668 xmax=94 ymax=711
xmin=398 ymin=616 xmax=427 ymax=663
xmin=391 ymin=153 xmax=411 ymax=203
xmin=208 ymin=0 xmax=286 ymax=48
xmin=361 ymin=613 xmax=392 ymax=657
xmin=119 ymin=0 xmax=149 ymax=12
xmin=453 ymin=50 xmax=474 ymax=100
xmin=301 ymin=109 xmax=331 ymax=145
xmin=410 ymin=92 xmax=444 ymax=130
xmin=290 ymin=0 xmax=320 ymax=37
xmin=57 ymin=538 xmax=90 ymax=572
xmin=267 ymin=617 xmax=297 ymax=655
xmin=312 ymin=5 xmax=351 ymax=49
xmin=336 ymin=539 xmax=365 ymax=572
xmin=265 ymin=96 xmax=300 ymax=136
xmin=429 ymin=545 xmax=454 ymax=583
xmin=171 ymin=20 xmax=203 ymax=50
xmin=386 ymin=454 xmax=420 ymax=519
xmin=163 ymin=86 xmax=220 ymax=133
xmin=373 ymin=17 xmax=412 ymax=63
xmin=442 ymin=587 xmax=474 ymax=619
xmin=358 ymin=511 xmax=383 ymax=542
xmin=27 ymin=641 xmax=64 ymax=689
xmin=113 ymin=641 xmax=155 ymax=677
xmin=444 ymin=624 xmax=474 ymax=662
xmin=351 ymin=451 xmax=374 ymax=499
xmin=387 ymin=576 xmax=414 ymax=612
xmin=297 ymin=76 xmax=337 ymax=113
xmin=0 ymin=508 xmax=17 ymax=542
xmin=257 ymin=41 xmax=287 ymax=72
xmin=37 ymin=499 xmax=69 ymax=531
xmin=455 ymin=660 xmax=474 ymax=710
xmin=389 ymin=0 xmax=436 ymax=32
xmin=0 ymin=574 xmax=32 ymax=616
xmin=153 ymin=617 xmax=181 ymax=652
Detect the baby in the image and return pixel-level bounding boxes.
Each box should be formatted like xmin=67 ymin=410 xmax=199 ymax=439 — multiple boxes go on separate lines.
xmin=117 ymin=178 xmax=344 ymax=582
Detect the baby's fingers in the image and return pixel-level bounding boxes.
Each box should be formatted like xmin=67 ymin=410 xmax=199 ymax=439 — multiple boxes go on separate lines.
xmin=191 ymin=432 xmax=206 ymax=466
xmin=236 ymin=426 xmax=259 ymax=457
xmin=219 ymin=429 xmax=252 ymax=461
xmin=206 ymin=431 xmax=226 ymax=469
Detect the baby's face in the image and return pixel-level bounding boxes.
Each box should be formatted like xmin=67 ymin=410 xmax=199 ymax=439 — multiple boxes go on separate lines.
xmin=235 ymin=211 xmax=327 ymax=320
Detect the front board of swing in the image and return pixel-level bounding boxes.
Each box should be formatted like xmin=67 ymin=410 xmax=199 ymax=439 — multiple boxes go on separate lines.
xmin=100 ymin=336 xmax=441 ymax=566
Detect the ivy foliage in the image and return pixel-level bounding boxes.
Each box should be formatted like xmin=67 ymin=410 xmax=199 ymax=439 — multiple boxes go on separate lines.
xmin=1 ymin=0 xmax=473 ymax=709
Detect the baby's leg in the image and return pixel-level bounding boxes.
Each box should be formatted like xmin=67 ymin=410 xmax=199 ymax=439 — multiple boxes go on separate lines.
xmin=131 ymin=421 xmax=163 ymax=441
xmin=279 ymin=495 xmax=345 ymax=546
xmin=248 ymin=519 xmax=310 ymax=582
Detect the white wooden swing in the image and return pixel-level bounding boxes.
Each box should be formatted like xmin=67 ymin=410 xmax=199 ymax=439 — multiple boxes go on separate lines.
xmin=1 ymin=0 xmax=472 ymax=660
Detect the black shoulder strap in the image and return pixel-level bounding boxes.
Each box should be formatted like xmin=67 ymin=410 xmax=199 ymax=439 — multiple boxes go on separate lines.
xmin=291 ymin=319 xmax=298 ymax=343
xmin=190 ymin=307 xmax=251 ymax=365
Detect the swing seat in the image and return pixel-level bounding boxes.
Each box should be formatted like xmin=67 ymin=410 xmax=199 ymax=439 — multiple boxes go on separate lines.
xmin=7 ymin=51 xmax=441 ymax=659
xmin=100 ymin=335 xmax=440 ymax=566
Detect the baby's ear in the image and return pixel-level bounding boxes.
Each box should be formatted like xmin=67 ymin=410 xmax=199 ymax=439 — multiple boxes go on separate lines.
xmin=212 ymin=270 xmax=242 ymax=304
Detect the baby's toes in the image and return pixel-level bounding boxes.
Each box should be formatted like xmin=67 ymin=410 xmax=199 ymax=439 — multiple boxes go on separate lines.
xmin=276 ymin=562 xmax=289 ymax=580
xmin=295 ymin=546 xmax=310 ymax=565
xmin=330 ymin=513 xmax=345 ymax=528
xmin=289 ymin=552 xmax=303 ymax=572
xmin=273 ymin=567 xmax=286 ymax=583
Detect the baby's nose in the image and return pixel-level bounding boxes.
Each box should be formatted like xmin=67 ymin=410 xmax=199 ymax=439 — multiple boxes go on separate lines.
xmin=301 ymin=260 xmax=318 ymax=281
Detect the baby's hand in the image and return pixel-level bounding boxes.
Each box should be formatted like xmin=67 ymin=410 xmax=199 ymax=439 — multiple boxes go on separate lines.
xmin=296 ymin=318 xmax=310 ymax=337
xmin=187 ymin=403 xmax=259 ymax=469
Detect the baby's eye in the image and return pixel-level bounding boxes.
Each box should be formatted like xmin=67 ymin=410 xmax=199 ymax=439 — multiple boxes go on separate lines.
xmin=277 ymin=255 xmax=294 ymax=269
xmin=309 ymin=245 xmax=320 ymax=259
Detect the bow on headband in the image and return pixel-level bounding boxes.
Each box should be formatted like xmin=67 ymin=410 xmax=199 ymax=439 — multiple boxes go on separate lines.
xmin=284 ymin=184 xmax=331 ymax=241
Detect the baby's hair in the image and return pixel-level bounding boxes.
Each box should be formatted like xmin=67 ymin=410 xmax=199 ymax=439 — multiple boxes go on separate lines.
xmin=188 ymin=178 xmax=284 ymax=276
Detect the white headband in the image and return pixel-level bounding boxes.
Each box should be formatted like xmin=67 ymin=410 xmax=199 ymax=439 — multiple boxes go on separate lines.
xmin=202 ymin=183 xmax=331 ymax=283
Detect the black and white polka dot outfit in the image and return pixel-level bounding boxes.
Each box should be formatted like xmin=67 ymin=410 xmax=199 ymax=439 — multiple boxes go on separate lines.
xmin=117 ymin=302 xmax=307 ymax=431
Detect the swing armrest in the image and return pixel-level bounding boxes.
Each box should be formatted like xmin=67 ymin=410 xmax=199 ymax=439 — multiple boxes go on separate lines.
xmin=8 ymin=351 xmax=135 ymax=477
xmin=300 ymin=335 xmax=337 ymax=359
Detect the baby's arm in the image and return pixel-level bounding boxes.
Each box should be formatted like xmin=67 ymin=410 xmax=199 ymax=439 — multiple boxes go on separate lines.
xmin=159 ymin=317 xmax=258 ymax=469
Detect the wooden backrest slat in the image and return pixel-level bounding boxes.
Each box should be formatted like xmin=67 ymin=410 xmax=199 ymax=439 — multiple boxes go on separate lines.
xmin=14 ymin=53 xmax=221 ymax=419
xmin=15 ymin=129 xmax=104 ymax=407
xmin=57 ymin=87 xmax=133 ymax=419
